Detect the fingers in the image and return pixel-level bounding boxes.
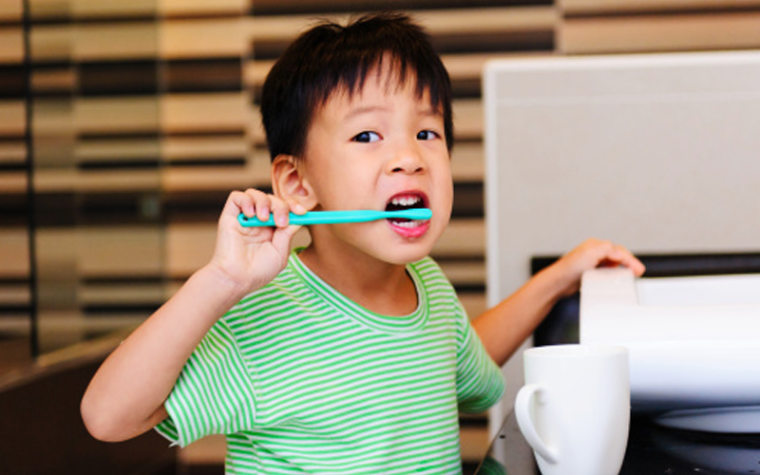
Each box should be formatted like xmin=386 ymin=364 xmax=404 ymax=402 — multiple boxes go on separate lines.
xmin=614 ymin=245 xmax=646 ymax=276
xmin=224 ymin=189 xmax=305 ymax=227
xmin=272 ymin=222 xmax=303 ymax=252
xmin=584 ymin=238 xmax=646 ymax=276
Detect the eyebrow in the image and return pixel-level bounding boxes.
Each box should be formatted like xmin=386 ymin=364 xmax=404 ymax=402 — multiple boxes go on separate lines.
xmin=418 ymin=107 xmax=440 ymax=117
xmin=344 ymin=105 xmax=390 ymax=121
xmin=344 ymin=104 xmax=440 ymax=121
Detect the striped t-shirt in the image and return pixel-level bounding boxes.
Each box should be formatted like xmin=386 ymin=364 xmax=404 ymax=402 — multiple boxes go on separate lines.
xmin=156 ymin=251 xmax=505 ymax=474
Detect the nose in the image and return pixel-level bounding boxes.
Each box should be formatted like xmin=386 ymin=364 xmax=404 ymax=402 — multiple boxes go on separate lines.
xmin=386 ymin=143 xmax=425 ymax=175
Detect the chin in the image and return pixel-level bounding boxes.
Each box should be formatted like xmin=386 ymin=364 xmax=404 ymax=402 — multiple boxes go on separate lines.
xmin=381 ymin=242 xmax=434 ymax=265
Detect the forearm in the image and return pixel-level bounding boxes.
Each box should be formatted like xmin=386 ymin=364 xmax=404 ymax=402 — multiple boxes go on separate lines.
xmin=81 ymin=264 xmax=247 ymax=442
xmin=472 ymin=264 xmax=567 ymax=366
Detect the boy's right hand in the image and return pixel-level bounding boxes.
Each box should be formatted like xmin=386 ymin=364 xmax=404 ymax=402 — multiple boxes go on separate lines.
xmin=207 ymin=188 xmax=305 ymax=296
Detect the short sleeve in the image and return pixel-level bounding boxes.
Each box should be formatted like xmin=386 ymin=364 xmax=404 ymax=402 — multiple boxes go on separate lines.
xmin=155 ymin=319 xmax=256 ymax=447
xmin=455 ymin=303 xmax=505 ymax=413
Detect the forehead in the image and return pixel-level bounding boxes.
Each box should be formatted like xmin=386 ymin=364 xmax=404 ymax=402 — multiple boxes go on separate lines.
xmin=321 ymin=60 xmax=437 ymax=114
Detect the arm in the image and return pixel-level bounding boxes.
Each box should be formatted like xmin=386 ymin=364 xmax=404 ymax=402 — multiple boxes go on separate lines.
xmin=80 ymin=190 xmax=303 ymax=442
xmin=473 ymin=239 xmax=645 ymax=366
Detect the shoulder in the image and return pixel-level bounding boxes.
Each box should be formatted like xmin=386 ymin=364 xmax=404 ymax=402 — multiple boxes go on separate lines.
xmin=408 ymin=256 xmax=450 ymax=286
xmin=409 ymin=256 xmax=467 ymax=319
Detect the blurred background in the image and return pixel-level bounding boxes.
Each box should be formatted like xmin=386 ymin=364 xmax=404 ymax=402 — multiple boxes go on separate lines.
xmin=2 ymin=0 xmax=760 ymax=473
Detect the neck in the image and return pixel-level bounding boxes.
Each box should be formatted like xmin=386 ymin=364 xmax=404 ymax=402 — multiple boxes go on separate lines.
xmin=297 ymin=239 xmax=418 ymax=316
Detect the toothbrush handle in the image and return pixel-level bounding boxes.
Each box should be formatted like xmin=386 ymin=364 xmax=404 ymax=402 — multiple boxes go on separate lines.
xmin=238 ymin=210 xmax=382 ymax=227
xmin=237 ymin=208 xmax=432 ymax=227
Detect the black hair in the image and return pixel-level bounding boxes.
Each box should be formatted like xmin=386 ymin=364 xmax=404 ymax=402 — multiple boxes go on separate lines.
xmin=260 ymin=12 xmax=453 ymax=161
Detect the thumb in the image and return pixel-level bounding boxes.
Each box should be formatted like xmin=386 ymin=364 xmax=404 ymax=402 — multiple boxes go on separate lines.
xmin=271 ymin=224 xmax=302 ymax=256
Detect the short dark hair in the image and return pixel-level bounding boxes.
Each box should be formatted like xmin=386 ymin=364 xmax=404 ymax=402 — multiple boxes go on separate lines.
xmin=260 ymin=12 xmax=453 ymax=161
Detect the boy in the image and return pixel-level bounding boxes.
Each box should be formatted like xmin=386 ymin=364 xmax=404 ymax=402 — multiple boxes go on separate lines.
xmin=81 ymin=13 xmax=644 ymax=474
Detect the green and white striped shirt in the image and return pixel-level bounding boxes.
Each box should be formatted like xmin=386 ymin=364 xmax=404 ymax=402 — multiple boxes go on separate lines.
xmin=156 ymin=251 xmax=504 ymax=474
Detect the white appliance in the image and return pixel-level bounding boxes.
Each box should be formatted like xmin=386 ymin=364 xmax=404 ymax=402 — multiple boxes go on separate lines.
xmin=580 ymin=268 xmax=760 ymax=432
xmin=483 ymin=50 xmax=760 ymax=436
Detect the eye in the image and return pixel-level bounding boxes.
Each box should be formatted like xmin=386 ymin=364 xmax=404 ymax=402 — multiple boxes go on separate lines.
xmin=352 ymin=131 xmax=380 ymax=143
xmin=416 ymin=130 xmax=439 ymax=141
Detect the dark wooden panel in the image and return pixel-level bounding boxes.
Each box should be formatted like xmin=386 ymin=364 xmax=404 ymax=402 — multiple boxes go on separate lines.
xmin=0 ymin=355 xmax=177 ymax=474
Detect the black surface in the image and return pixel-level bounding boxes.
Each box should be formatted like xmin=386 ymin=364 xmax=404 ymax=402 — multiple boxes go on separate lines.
xmin=476 ymin=411 xmax=760 ymax=475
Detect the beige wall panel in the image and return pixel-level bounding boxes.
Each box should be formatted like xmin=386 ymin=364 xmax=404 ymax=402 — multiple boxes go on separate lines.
xmin=451 ymin=142 xmax=484 ymax=182
xmin=76 ymin=138 xmax=159 ymax=162
xmin=244 ymin=60 xmax=272 ymax=88
xmin=0 ymin=0 xmax=22 ymax=22
xmin=34 ymin=169 xmax=160 ymax=193
xmin=166 ymin=222 xmax=215 ymax=278
xmin=30 ymin=25 xmax=71 ymax=61
xmin=29 ymin=0 xmax=71 ymax=19
xmin=78 ymin=282 xmax=165 ymax=306
xmin=0 ymin=141 xmax=26 ymax=164
xmin=433 ymin=218 xmax=484 ymax=257
xmin=162 ymin=18 xmax=246 ymax=59
xmin=71 ymin=0 xmax=156 ymax=18
xmin=72 ymin=170 xmax=160 ymax=192
xmin=160 ymin=0 xmax=246 ymax=16
xmin=32 ymin=169 xmax=76 ymax=193
xmin=560 ymin=12 xmax=760 ymax=54
xmin=249 ymin=7 xmax=556 ymax=42
xmin=79 ymin=226 xmax=163 ymax=277
xmin=0 ymin=27 xmax=23 ymax=64
xmin=0 ymin=171 xmax=25 ymax=193
xmin=561 ymin=0 xmax=760 ymax=14
xmin=162 ymin=93 xmax=247 ymax=133
xmin=458 ymin=293 xmax=487 ymax=319
xmin=413 ymin=7 xmax=557 ymax=36
xmin=0 ymin=100 xmax=25 ymax=136
xmin=76 ymin=96 xmax=159 ymax=134
xmin=0 ymin=284 xmax=29 ymax=306
xmin=438 ymin=260 xmax=485 ymax=286
xmin=249 ymin=109 xmax=265 ymax=146
xmin=162 ymin=136 xmax=247 ymax=160
xmin=453 ymin=99 xmax=483 ymax=141
xmin=443 ymin=53 xmax=545 ymax=82
xmin=0 ymin=227 xmax=30 ymax=278
xmin=162 ymin=162 xmax=270 ymax=192
xmin=75 ymin=22 xmax=158 ymax=60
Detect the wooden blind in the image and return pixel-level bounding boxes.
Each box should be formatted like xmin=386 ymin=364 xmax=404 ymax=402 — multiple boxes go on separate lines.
xmin=3 ymin=0 xmax=760 ymax=464
xmin=3 ymin=0 xmax=760 ymax=374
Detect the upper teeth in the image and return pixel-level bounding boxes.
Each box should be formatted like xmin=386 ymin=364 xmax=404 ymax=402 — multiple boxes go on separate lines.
xmin=391 ymin=196 xmax=421 ymax=207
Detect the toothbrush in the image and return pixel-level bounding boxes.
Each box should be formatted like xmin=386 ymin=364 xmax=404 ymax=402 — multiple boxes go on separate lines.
xmin=238 ymin=208 xmax=432 ymax=227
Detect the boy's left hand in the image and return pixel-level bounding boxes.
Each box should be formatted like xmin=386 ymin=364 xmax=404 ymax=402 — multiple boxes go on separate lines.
xmin=552 ymin=238 xmax=645 ymax=298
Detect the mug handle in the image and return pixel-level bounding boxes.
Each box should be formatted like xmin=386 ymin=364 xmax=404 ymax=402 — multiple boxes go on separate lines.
xmin=515 ymin=384 xmax=559 ymax=464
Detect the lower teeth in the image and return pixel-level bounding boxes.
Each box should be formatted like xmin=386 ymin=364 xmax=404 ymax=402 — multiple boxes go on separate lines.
xmin=391 ymin=219 xmax=422 ymax=228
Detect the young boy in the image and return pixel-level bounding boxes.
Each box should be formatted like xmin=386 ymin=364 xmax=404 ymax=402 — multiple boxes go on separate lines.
xmin=81 ymin=13 xmax=644 ymax=474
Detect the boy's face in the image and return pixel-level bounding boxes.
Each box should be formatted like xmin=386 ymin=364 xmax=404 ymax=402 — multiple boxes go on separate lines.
xmin=299 ymin=63 xmax=453 ymax=265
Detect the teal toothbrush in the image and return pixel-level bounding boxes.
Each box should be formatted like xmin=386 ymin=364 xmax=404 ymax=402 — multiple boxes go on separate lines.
xmin=238 ymin=208 xmax=432 ymax=227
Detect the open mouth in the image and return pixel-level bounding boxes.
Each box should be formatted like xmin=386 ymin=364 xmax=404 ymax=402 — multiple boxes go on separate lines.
xmin=385 ymin=192 xmax=429 ymax=230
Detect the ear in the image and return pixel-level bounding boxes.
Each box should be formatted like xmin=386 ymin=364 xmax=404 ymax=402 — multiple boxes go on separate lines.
xmin=271 ymin=154 xmax=318 ymax=211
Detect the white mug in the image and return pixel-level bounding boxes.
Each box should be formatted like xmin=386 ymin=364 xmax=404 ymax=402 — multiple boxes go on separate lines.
xmin=515 ymin=344 xmax=630 ymax=475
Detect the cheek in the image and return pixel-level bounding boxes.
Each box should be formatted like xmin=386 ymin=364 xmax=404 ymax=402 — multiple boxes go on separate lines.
xmin=312 ymin=168 xmax=370 ymax=208
xmin=440 ymin=176 xmax=454 ymax=211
